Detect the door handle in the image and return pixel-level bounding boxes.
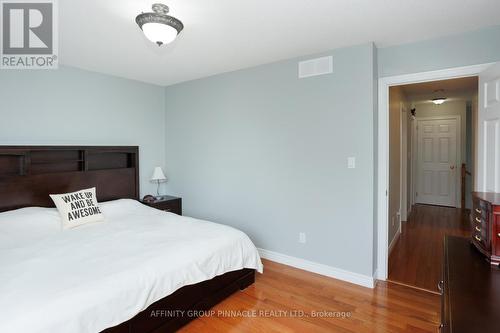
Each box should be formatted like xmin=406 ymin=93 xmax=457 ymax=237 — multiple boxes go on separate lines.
xmin=450 ymin=165 xmax=455 ymax=170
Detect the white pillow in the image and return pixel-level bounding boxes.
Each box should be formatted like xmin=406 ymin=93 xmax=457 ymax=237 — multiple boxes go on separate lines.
xmin=50 ymin=187 xmax=104 ymax=229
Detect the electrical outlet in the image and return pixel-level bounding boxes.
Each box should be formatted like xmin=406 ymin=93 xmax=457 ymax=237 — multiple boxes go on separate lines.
xmin=299 ymin=232 xmax=306 ymax=244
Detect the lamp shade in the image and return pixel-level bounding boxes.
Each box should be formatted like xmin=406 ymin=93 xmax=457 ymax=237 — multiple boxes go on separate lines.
xmin=151 ymin=167 xmax=167 ymax=182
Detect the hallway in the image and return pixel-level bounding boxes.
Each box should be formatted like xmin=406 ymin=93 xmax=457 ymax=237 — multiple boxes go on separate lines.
xmin=388 ymin=204 xmax=470 ymax=292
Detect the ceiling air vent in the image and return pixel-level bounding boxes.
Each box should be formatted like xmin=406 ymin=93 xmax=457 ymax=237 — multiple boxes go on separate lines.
xmin=298 ymin=56 xmax=333 ymax=79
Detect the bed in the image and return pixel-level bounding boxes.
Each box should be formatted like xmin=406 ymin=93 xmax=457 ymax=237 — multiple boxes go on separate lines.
xmin=0 ymin=146 xmax=263 ymax=333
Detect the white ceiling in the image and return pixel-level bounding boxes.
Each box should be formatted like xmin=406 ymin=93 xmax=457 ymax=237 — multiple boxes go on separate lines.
xmin=59 ymin=0 xmax=500 ymax=86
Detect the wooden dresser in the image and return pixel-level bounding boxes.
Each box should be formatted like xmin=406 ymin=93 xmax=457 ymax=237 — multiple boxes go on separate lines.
xmin=471 ymin=192 xmax=500 ymax=264
xmin=441 ymin=236 xmax=500 ymax=333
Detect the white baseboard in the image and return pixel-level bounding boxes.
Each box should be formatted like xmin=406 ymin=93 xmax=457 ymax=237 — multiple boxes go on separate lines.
xmin=373 ymin=270 xmax=380 ymax=286
xmin=388 ymin=226 xmax=401 ymax=256
xmin=258 ymin=248 xmax=374 ymax=289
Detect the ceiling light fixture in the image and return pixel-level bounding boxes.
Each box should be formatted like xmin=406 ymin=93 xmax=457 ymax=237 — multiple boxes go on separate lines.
xmin=431 ymin=89 xmax=447 ymax=105
xmin=136 ymin=3 xmax=184 ymax=46
xmin=432 ymin=98 xmax=447 ymax=105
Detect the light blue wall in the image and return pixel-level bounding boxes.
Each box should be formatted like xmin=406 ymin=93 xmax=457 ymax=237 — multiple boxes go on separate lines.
xmin=0 ymin=66 xmax=166 ymax=196
xmin=378 ymin=25 xmax=500 ymax=77
xmin=165 ymin=43 xmax=376 ymax=276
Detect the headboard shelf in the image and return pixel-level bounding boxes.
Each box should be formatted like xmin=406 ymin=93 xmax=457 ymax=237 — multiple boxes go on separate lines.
xmin=0 ymin=146 xmax=139 ymax=212
xmin=31 ymin=159 xmax=85 ymax=164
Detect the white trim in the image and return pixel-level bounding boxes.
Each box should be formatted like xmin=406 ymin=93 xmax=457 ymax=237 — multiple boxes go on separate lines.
xmin=376 ymin=63 xmax=493 ymax=281
xmin=388 ymin=224 xmax=401 ymax=255
xmin=378 ymin=63 xmax=493 ymax=87
xmin=400 ymin=104 xmax=408 ymax=222
xmin=258 ymin=248 xmax=374 ymax=289
xmin=411 ymin=118 xmax=418 ymax=209
xmin=414 ymin=115 xmax=462 ymax=208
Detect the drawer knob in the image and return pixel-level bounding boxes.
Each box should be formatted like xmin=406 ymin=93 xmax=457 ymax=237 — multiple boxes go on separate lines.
xmin=475 ymin=235 xmax=482 ymax=242
xmin=475 ymin=208 xmax=482 ymax=214
xmin=475 ymin=226 xmax=481 ymax=232
xmin=475 ymin=217 xmax=481 ymax=223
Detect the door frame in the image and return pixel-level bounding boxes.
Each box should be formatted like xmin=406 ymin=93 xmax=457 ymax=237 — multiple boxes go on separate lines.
xmin=376 ymin=63 xmax=493 ymax=280
xmin=400 ymin=104 xmax=408 ymax=222
xmin=413 ymin=115 xmax=462 ymax=208
xmin=410 ymin=116 xmax=417 ymax=209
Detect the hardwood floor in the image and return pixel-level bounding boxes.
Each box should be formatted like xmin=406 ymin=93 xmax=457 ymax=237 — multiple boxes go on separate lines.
xmin=388 ymin=204 xmax=470 ymax=292
xmin=180 ymin=259 xmax=439 ymax=333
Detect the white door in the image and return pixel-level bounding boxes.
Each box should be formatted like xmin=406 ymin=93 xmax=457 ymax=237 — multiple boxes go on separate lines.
xmin=416 ymin=118 xmax=458 ymax=207
xmin=478 ymin=63 xmax=500 ymax=192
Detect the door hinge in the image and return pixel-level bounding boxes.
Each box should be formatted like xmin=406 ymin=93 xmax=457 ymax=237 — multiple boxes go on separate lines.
xmin=386 ymin=190 xmax=388 ymax=196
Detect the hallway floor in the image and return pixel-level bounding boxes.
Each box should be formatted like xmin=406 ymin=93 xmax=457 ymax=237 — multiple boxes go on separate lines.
xmin=388 ymin=204 xmax=470 ymax=292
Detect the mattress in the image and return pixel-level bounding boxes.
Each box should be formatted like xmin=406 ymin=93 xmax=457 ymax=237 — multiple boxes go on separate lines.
xmin=0 ymin=199 xmax=263 ymax=333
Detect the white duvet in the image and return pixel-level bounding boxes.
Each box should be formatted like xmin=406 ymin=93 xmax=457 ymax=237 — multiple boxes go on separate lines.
xmin=0 ymin=199 xmax=263 ymax=333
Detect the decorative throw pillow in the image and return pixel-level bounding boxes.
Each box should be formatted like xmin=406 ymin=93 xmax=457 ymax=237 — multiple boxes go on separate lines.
xmin=50 ymin=187 xmax=105 ymax=229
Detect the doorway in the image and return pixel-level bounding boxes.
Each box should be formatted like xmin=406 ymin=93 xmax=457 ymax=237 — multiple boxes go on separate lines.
xmin=376 ymin=62 xmax=500 ymax=284
xmin=386 ymin=77 xmax=477 ymax=292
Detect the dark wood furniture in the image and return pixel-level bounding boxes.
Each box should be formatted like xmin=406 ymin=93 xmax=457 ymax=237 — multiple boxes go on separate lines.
xmin=470 ymin=192 xmax=500 ymax=265
xmin=440 ymin=236 xmax=500 ymax=333
xmin=0 ymin=145 xmax=255 ymax=333
xmin=0 ymin=146 xmax=139 ymax=212
xmin=141 ymin=195 xmax=182 ymax=215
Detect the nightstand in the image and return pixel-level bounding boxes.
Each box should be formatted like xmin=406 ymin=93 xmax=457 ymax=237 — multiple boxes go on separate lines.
xmin=141 ymin=195 xmax=182 ymax=215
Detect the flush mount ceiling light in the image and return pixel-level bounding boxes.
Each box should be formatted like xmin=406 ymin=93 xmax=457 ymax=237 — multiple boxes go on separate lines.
xmin=431 ymin=89 xmax=447 ymax=105
xmin=432 ymin=98 xmax=447 ymax=105
xmin=136 ymin=3 xmax=184 ymax=46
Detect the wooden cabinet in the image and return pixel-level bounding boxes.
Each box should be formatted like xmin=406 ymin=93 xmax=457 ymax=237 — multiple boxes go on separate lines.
xmin=471 ymin=192 xmax=500 ymax=264
xmin=440 ymin=236 xmax=500 ymax=333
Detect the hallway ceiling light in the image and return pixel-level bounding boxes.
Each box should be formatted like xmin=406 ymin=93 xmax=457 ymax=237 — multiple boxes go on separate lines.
xmin=431 ymin=89 xmax=447 ymax=105
xmin=136 ymin=3 xmax=184 ymax=46
xmin=432 ymin=98 xmax=447 ymax=105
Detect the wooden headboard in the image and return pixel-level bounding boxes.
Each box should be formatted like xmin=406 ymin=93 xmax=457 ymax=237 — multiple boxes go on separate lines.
xmin=0 ymin=146 xmax=139 ymax=212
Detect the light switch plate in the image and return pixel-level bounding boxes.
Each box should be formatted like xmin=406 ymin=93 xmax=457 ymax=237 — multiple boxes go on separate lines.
xmin=348 ymin=157 xmax=356 ymax=169
xmin=299 ymin=232 xmax=306 ymax=244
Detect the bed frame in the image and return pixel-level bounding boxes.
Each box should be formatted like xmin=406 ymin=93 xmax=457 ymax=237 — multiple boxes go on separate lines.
xmin=0 ymin=145 xmax=255 ymax=333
